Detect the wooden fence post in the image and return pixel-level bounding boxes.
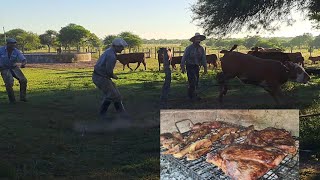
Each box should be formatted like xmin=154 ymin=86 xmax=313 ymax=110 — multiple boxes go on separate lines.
xmin=173 ymin=47 xmax=175 ymax=57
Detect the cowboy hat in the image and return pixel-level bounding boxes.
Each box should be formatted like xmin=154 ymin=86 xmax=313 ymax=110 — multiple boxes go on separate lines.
xmin=189 ymin=33 xmax=206 ymax=42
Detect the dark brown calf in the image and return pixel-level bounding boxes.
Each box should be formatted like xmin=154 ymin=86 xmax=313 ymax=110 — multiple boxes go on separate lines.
xmin=206 ymin=54 xmax=218 ymax=68
xmin=116 ymin=53 xmax=146 ymax=71
xmin=309 ymin=56 xmax=320 ymax=64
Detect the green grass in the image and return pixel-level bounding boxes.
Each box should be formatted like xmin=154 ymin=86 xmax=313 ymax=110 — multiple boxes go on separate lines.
xmin=0 ymin=55 xmax=319 ymax=179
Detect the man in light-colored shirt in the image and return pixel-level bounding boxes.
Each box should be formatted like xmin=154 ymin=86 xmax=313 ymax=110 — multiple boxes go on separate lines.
xmin=92 ymin=38 xmax=128 ymax=120
xmin=180 ymin=33 xmax=207 ymax=100
xmin=0 ymin=38 xmax=28 ymax=103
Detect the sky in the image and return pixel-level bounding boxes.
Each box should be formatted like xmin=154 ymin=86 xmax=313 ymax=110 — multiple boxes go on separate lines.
xmin=1 ymin=0 xmax=320 ymax=39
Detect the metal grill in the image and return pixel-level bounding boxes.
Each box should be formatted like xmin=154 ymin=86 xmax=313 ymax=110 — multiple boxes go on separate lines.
xmin=160 ymin=120 xmax=299 ymax=180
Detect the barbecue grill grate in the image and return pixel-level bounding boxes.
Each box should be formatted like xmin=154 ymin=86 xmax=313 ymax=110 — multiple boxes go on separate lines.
xmin=160 ymin=121 xmax=299 ymax=180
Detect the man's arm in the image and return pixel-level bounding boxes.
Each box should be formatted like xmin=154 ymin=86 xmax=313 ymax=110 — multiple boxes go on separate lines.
xmin=105 ymin=54 xmax=118 ymax=79
xmin=17 ymin=50 xmax=27 ymax=68
xmin=180 ymin=46 xmax=190 ymax=73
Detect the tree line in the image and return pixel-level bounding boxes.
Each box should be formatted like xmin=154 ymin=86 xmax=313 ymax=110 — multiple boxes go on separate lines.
xmin=1 ymin=23 xmax=320 ymax=53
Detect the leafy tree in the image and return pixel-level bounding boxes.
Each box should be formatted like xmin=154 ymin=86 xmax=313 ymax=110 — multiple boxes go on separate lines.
xmin=6 ymin=29 xmax=40 ymax=52
xmin=243 ymin=36 xmax=261 ymax=49
xmin=312 ymin=35 xmax=320 ymax=48
xmin=103 ymin=35 xmax=118 ymax=48
xmin=87 ymin=33 xmax=102 ymax=51
xmin=118 ymin=31 xmax=142 ymax=48
xmin=39 ymin=30 xmax=58 ymax=52
xmin=58 ymin=23 xmax=90 ymax=51
xmin=191 ymin=0 xmax=320 ymax=36
xmin=290 ymin=33 xmax=314 ymax=50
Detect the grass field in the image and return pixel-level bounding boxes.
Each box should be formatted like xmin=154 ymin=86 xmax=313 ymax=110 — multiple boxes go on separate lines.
xmin=0 ymin=51 xmax=319 ymax=179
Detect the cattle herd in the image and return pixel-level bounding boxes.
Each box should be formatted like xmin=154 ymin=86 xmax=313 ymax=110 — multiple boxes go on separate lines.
xmin=113 ymin=45 xmax=315 ymax=104
xmin=115 ymin=45 xmax=318 ymax=71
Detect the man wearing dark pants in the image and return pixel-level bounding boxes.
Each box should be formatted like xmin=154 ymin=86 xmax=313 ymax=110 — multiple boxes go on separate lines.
xmin=92 ymin=38 xmax=129 ymax=120
xmin=180 ymin=33 xmax=207 ymax=100
xmin=0 ymin=38 xmax=28 ymax=103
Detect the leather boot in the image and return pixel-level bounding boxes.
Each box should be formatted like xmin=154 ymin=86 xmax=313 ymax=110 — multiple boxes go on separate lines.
xmin=114 ymin=101 xmax=131 ymax=120
xmin=99 ymin=100 xmax=111 ymax=116
xmin=20 ymin=82 xmax=27 ymax=102
xmin=6 ymin=86 xmax=16 ymax=103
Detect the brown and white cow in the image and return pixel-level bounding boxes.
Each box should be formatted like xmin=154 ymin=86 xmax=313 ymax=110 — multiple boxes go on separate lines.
xmin=116 ymin=53 xmax=146 ymax=71
xmin=309 ymin=56 xmax=320 ymax=64
xmin=218 ymin=46 xmax=310 ymax=104
xmin=251 ymin=46 xmax=283 ymax=52
xmin=206 ymin=54 xmax=218 ymax=68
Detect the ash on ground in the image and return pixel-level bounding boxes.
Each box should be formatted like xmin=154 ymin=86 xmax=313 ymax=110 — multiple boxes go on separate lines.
xmin=160 ymin=157 xmax=193 ymax=180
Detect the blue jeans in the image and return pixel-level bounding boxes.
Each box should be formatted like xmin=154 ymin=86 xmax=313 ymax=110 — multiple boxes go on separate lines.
xmin=186 ymin=64 xmax=200 ymax=99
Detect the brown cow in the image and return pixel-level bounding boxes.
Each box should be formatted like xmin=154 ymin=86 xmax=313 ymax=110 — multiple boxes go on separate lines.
xmin=248 ymin=51 xmax=305 ymax=67
xmin=309 ymin=56 xmax=320 ymax=64
xmin=206 ymin=54 xmax=218 ymax=68
xmin=116 ymin=53 xmax=146 ymax=71
xmin=218 ymin=46 xmax=310 ymax=104
xmin=157 ymin=49 xmax=182 ymax=70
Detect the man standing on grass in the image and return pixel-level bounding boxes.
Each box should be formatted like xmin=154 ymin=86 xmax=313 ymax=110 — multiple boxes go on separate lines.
xmin=0 ymin=38 xmax=28 ymax=103
xmin=180 ymin=33 xmax=207 ymax=101
xmin=92 ymin=38 xmax=129 ymax=120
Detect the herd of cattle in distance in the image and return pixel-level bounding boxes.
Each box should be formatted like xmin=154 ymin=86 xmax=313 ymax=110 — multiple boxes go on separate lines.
xmin=113 ymin=45 xmax=316 ymax=104
xmin=114 ymin=46 xmax=320 ymax=72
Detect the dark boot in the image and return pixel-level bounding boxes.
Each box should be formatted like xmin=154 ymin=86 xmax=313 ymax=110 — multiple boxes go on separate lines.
xmin=114 ymin=101 xmax=125 ymax=112
xmin=99 ymin=100 xmax=112 ymax=116
xmin=20 ymin=83 xmax=27 ymax=102
xmin=114 ymin=101 xmax=131 ymax=120
xmin=6 ymin=86 xmax=16 ymax=103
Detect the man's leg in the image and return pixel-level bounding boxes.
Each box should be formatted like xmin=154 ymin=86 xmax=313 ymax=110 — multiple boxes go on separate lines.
xmin=11 ymin=67 xmax=27 ymax=101
xmin=1 ymin=69 xmax=15 ymax=103
xmin=186 ymin=65 xmax=196 ymax=99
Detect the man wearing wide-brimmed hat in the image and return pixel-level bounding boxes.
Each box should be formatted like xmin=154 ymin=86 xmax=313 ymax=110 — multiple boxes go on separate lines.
xmin=0 ymin=38 xmax=28 ymax=103
xmin=180 ymin=33 xmax=207 ymax=100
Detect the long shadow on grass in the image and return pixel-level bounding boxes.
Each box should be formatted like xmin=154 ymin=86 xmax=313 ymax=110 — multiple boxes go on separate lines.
xmin=0 ymin=76 xmax=319 ymax=178
xmin=0 ymin=82 xmax=161 ymax=179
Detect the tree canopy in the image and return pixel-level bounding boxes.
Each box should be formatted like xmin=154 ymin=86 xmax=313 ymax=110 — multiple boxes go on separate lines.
xmin=58 ymin=23 xmax=90 ymax=51
xmin=191 ymin=0 xmax=320 ymax=36
xmin=39 ymin=30 xmax=58 ymax=52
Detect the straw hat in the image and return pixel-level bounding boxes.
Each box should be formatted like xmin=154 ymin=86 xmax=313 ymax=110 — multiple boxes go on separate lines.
xmin=189 ymin=33 xmax=206 ymax=42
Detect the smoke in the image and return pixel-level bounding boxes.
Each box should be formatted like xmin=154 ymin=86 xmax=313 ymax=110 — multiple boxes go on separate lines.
xmin=73 ymin=116 xmax=158 ymax=134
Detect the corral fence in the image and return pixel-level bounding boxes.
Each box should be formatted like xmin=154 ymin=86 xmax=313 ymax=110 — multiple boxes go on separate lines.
xmin=121 ymin=47 xmax=223 ymax=59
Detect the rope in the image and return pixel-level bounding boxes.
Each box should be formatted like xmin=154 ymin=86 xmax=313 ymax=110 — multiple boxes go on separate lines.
xmin=299 ymin=113 xmax=320 ymax=118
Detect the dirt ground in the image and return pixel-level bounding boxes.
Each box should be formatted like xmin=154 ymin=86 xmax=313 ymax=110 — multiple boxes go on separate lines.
xmin=26 ymin=60 xmax=97 ymax=69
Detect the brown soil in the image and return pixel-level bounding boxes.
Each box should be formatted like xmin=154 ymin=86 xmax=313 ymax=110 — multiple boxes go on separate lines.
xmin=26 ymin=60 xmax=97 ymax=69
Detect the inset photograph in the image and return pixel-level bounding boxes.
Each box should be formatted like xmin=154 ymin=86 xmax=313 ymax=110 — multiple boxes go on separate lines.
xmin=160 ymin=109 xmax=299 ymax=180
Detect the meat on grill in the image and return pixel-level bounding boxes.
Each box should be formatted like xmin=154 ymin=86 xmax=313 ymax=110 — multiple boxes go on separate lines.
xmin=173 ymin=139 xmax=212 ymax=159
xmin=219 ymin=144 xmax=285 ymax=168
xmin=206 ymin=143 xmax=286 ymax=180
xmin=190 ymin=121 xmax=222 ymax=130
xmin=186 ymin=147 xmax=211 ymax=161
xmin=224 ymin=159 xmax=269 ymax=180
xmin=245 ymin=127 xmax=297 ymax=154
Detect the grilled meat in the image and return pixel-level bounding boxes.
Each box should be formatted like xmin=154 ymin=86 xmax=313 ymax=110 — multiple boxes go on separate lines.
xmin=173 ymin=139 xmax=212 ymax=159
xmin=245 ymin=127 xmax=297 ymax=154
xmin=184 ymin=127 xmax=211 ymax=144
xmin=190 ymin=121 xmax=222 ymax=130
xmin=221 ymin=134 xmax=235 ymax=145
xmin=186 ymin=147 xmax=211 ymax=161
xmin=219 ymin=144 xmax=285 ymax=168
xmin=224 ymin=159 xmax=269 ymax=180
xmin=238 ymin=125 xmax=255 ymax=137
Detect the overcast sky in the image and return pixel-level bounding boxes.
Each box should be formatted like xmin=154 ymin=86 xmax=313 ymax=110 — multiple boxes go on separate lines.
xmin=1 ymin=0 xmax=320 ymax=39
